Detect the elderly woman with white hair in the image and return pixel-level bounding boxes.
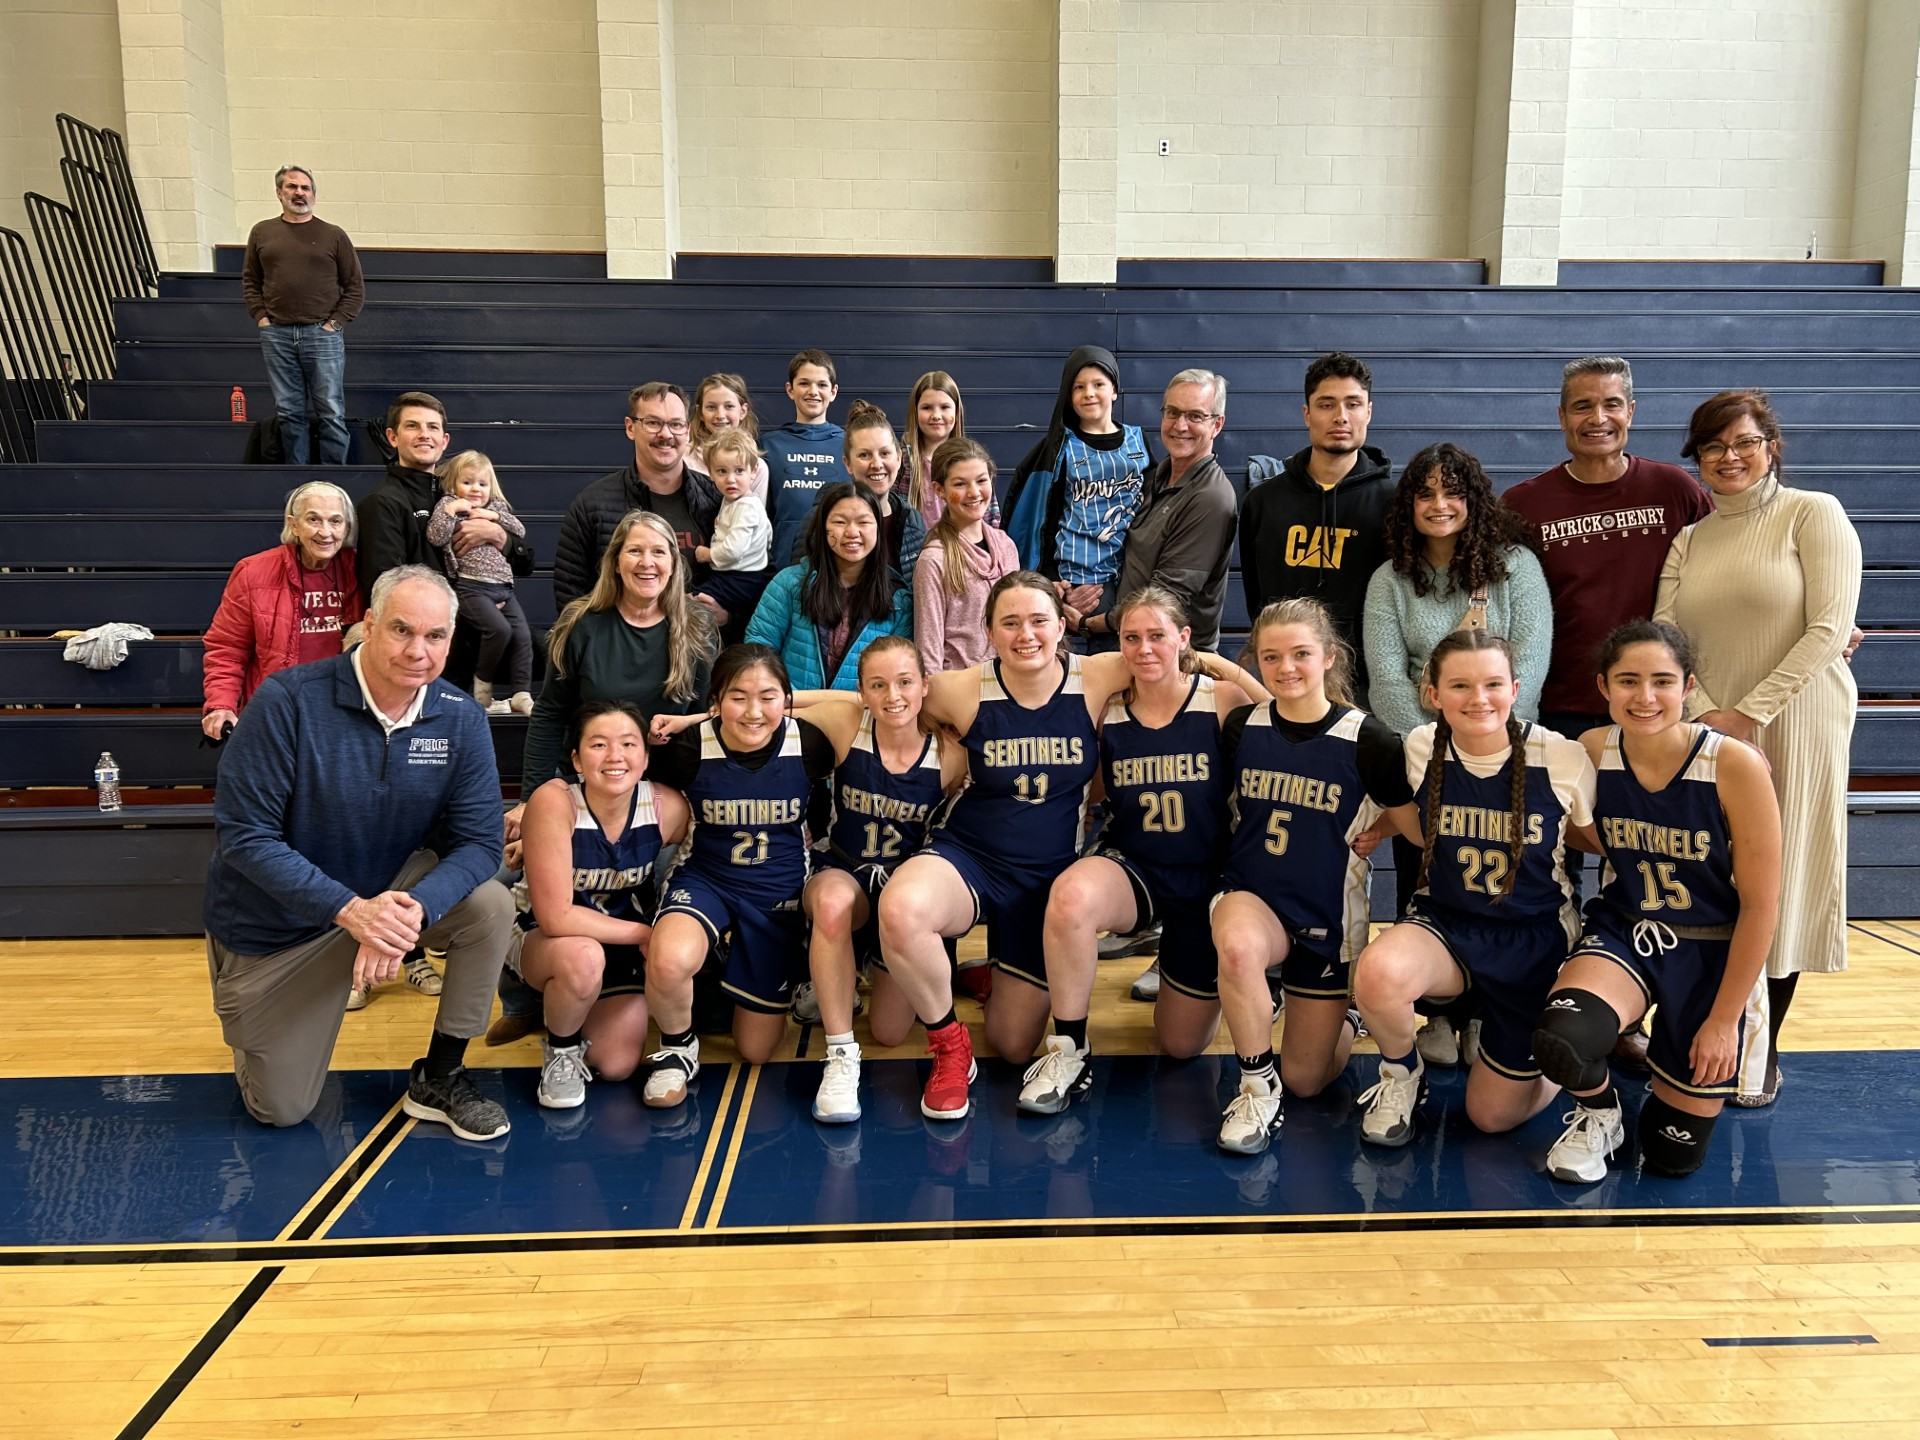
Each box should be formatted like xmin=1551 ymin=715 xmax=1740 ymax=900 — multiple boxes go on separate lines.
xmin=202 ymin=478 xmax=364 ymax=739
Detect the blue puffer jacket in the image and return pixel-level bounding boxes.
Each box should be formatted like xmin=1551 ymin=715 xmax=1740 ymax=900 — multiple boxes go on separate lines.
xmin=743 ymin=563 xmax=915 ymax=690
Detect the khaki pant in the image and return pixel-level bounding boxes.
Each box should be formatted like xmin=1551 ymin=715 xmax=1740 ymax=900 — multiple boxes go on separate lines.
xmin=206 ymin=851 xmax=511 ymax=1127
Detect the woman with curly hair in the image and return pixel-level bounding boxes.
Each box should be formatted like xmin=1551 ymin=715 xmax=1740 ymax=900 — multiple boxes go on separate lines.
xmin=1364 ymin=442 xmax=1553 ymax=916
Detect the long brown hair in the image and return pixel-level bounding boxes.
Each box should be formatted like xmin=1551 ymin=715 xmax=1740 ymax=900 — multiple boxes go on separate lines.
xmin=904 ymin=371 xmax=966 ymax=514
xmin=1416 ymin=629 xmax=1526 ymax=902
xmin=925 ymin=436 xmax=998 ymax=598
xmin=546 ymin=510 xmax=716 ymax=704
xmin=688 ymin=374 xmax=756 ymax=448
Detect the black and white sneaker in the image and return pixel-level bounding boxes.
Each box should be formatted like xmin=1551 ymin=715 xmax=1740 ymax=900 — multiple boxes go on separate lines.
xmin=404 ymin=1062 xmax=511 ymax=1141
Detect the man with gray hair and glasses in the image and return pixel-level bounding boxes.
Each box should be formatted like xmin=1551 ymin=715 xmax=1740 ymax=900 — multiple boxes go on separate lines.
xmin=1071 ymin=368 xmax=1237 ymax=652
xmin=241 ymin=165 xmax=364 ymax=464
xmin=202 ymin=565 xmax=513 ymax=1140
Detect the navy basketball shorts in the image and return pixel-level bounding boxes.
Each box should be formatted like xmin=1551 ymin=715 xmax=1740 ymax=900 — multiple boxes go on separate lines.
xmin=921 ymin=836 xmax=1072 ymax=989
xmin=1399 ymin=895 xmax=1571 ymax=1080
xmin=809 ymin=851 xmax=893 ymax=967
xmin=511 ymin=914 xmax=647 ymax=997
xmin=1210 ymin=885 xmax=1353 ymax=1002
xmin=1571 ymin=904 xmax=1764 ymax=1099
xmin=657 ymin=868 xmax=805 ymax=1014
xmin=1092 ymin=848 xmax=1218 ymax=1001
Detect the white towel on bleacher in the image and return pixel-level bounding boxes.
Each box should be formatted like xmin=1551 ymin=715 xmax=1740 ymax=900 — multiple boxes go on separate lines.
xmin=62 ymin=623 xmax=155 ymax=670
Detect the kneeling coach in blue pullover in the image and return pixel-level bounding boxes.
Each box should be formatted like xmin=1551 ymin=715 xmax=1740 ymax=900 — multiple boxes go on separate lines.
xmin=204 ymin=564 xmax=514 ymax=1138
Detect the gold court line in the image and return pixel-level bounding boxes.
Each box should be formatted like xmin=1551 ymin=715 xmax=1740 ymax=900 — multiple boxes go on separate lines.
xmin=676 ymin=1065 xmax=743 ymax=1231
xmin=304 ymin=1117 xmax=418 ymax=1241
xmin=272 ymin=1097 xmax=408 ymax=1242
xmin=701 ymin=1065 xmax=763 ymax=1231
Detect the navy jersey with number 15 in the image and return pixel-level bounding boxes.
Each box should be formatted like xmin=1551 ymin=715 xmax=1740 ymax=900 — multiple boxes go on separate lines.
xmin=1595 ymin=723 xmax=1739 ymax=927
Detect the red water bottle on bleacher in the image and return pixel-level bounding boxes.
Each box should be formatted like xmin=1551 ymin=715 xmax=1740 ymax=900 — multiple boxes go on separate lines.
xmin=230 ymin=385 xmax=247 ymax=422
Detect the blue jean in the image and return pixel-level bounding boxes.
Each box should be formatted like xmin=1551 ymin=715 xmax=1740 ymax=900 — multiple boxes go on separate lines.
xmin=259 ymin=322 xmax=348 ymax=464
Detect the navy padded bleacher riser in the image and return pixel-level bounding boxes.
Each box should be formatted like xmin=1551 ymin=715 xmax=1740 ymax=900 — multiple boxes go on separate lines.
xmin=1851 ymin=636 xmax=1920 ymax=696
xmin=114 ymin=343 xmax=1920 ymax=395
xmin=1856 ymin=575 xmax=1920 ymax=627
xmin=86 ymin=380 xmax=1920 ymax=432
xmin=1850 ymin=708 xmax=1920 ymax=774
xmin=3 ymin=464 xmax=1908 ymax=515
xmin=37 ymin=418 xmax=1920 ymax=470
xmin=0 ymin=514 xmax=566 ymax=569
xmin=1850 ymin=808 xmax=1920 ymax=865
xmin=156 ymin=273 xmax=1920 ymax=314
xmin=1555 ymin=260 xmax=1885 ymax=287
xmin=0 ymin=574 xmax=558 ymax=631
xmin=0 ymin=712 xmax=529 ymax=789
xmin=211 ymin=246 xmax=609 ymax=279
xmin=0 ymin=813 xmax=216 ymax=938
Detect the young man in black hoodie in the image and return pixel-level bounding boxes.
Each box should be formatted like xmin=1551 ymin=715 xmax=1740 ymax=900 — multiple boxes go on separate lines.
xmin=355 ymin=391 xmax=534 ymax=690
xmin=1237 ymin=352 xmax=1393 ymax=694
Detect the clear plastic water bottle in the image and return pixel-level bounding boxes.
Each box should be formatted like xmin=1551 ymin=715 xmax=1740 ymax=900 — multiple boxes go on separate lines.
xmin=94 ymin=751 xmax=122 ymax=812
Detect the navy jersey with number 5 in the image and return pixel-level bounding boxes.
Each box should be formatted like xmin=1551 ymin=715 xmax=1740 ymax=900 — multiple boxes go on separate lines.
xmin=939 ymin=656 xmax=1098 ymax=869
xmin=1223 ymin=704 xmax=1393 ymax=963
xmin=827 ymin=712 xmax=945 ymax=870
xmin=677 ymin=716 xmax=811 ymax=899
xmin=1100 ymin=673 xmax=1228 ymax=877
xmin=1594 ymin=723 xmax=1739 ymax=927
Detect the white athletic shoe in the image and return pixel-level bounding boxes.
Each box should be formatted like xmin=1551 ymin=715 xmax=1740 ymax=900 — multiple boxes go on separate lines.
xmin=1358 ymin=1058 xmax=1426 ymax=1147
xmin=537 ymin=1038 xmax=591 ymax=1110
xmin=404 ymin=952 xmax=444 ymax=996
xmin=642 ymin=1039 xmax=699 ymax=1108
xmin=1129 ymin=961 xmax=1161 ymax=1002
xmin=508 ymin=691 xmax=535 ymax=716
xmin=1018 ymin=1035 xmax=1092 ymax=1115
xmin=1415 ymin=1016 xmax=1459 ymax=1067
xmin=790 ymin=981 xmax=861 ymax=1026
xmin=1546 ymin=1102 xmax=1625 ymax=1183
xmin=485 ymin=699 xmax=512 ymax=717
xmin=1461 ymin=1019 xmax=1483 ymax=1068
xmin=1217 ymin=1071 xmax=1284 ymax=1155
xmin=344 ymin=982 xmax=371 ymax=1012
xmin=813 ymin=1043 xmax=863 ymax=1124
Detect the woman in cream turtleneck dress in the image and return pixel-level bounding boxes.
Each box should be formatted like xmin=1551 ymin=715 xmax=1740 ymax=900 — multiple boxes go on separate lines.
xmin=1655 ymin=390 xmax=1862 ymax=1106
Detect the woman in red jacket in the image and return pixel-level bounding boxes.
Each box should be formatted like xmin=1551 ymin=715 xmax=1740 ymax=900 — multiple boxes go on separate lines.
xmin=202 ymin=480 xmax=364 ymax=739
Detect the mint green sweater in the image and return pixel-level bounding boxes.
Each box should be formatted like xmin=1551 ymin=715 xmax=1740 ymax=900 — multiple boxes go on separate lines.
xmin=1361 ymin=545 xmax=1552 ymax=738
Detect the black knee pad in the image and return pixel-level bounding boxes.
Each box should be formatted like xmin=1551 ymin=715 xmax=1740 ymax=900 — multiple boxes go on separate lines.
xmin=1638 ymin=1094 xmax=1717 ymax=1177
xmin=1531 ymin=989 xmax=1621 ymax=1092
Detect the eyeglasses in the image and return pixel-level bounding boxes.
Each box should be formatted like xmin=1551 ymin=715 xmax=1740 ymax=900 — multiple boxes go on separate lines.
xmin=1162 ymin=406 xmax=1221 ymax=427
xmin=633 ymin=417 xmax=689 ymax=436
xmin=1696 ymin=434 xmax=1768 ymax=463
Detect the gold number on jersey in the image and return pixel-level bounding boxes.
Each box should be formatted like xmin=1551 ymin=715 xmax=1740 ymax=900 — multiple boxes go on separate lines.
xmin=1012 ymin=772 xmax=1051 ymax=805
xmin=1635 ymin=859 xmax=1692 ymax=912
xmin=730 ymin=830 xmax=770 ymax=865
xmin=1139 ymin=789 xmax=1187 ymax=834
xmin=861 ymin=821 xmax=903 ymax=860
xmin=1264 ymin=808 xmax=1293 ymax=856
xmin=1458 ymin=845 xmax=1512 ymax=895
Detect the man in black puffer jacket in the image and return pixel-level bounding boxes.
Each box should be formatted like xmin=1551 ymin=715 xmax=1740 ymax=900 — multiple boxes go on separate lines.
xmin=552 ymin=381 xmax=721 ymax=611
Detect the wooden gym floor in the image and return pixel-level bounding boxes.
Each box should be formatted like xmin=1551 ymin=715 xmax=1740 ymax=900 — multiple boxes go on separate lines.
xmin=4 ymin=923 xmax=1920 ymax=1439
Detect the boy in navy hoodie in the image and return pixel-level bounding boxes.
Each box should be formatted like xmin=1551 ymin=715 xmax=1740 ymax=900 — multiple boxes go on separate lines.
xmin=764 ymin=348 xmax=849 ymax=564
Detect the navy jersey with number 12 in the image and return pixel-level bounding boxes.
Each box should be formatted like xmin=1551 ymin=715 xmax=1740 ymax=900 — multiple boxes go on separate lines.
xmin=827 ymin=712 xmax=945 ymax=869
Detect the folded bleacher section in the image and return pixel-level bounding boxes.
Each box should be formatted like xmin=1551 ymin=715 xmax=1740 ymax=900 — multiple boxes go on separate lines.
xmin=2 ymin=250 xmax=1914 ymax=933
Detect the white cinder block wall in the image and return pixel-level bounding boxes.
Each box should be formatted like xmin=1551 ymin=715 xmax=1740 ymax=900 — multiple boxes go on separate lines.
xmin=672 ymin=0 xmax=1057 ymax=256
xmin=1560 ymin=0 xmax=1865 ymax=259
xmin=1115 ymin=0 xmax=1483 ymax=258
xmin=0 ymin=0 xmax=126 ymax=242
xmin=222 ymin=0 xmax=608 ymax=250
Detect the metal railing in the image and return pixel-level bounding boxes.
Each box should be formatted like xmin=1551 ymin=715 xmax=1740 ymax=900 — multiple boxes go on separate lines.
xmin=0 ymin=228 xmax=79 ymax=463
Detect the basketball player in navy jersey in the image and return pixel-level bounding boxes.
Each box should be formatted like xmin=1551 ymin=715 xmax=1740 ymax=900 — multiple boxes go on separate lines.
xmin=1210 ymin=598 xmax=1422 ymax=1154
xmin=788 ymin=636 xmax=968 ymax=1124
xmin=515 ymin=701 xmax=689 ymax=1109
xmin=1532 ymin=620 xmax=1781 ymax=1182
xmin=1353 ymin=629 xmax=1599 ymax=1148
xmin=641 ymin=645 xmax=839 ymax=1104
xmin=1017 ymin=585 xmax=1261 ymax=1114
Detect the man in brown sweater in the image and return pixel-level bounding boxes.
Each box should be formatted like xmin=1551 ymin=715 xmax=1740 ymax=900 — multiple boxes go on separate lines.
xmin=241 ymin=166 xmax=365 ymax=464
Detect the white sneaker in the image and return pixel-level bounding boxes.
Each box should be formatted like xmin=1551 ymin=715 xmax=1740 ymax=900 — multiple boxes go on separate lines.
xmin=404 ymin=952 xmax=444 ymax=996
xmin=1217 ymin=1071 xmax=1283 ymax=1155
xmin=812 ymin=1043 xmax=862 ymax=1124
xmin=1415 ymin=1016 xmax=1459 ymax=1067
xmin=1129 ymin=961 xmax=1160 ymax=1001
xmin=485 ymin=699 xmax=511 ymax=717
xmin=508 ymin=690 xmax=535 ymax=715
xmin=1358 ymin=1058 xmax=1425 ymax=1147
xmin=474 ymin=680 xmax=494 ymax=707
xmin=1546 ymin=1102 xmax=1625 ymax=1183
xmin=345 ymin=982 xmax=371 ymax=1012
xmin=790 ymin=980 xmax=860 ymax=1026
xmin=537 ymin=1038 xmax=591 ymax=1109
xmin=642 ymin=1039 xmax=699 ymax=1108
xmin=1461 ymin=1019 xmax=1483 ymax=1068
xmin=1018 ymin=1034 xmax=1091 ymax=1115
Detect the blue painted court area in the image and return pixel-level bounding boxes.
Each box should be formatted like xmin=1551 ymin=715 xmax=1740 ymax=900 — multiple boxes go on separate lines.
xmin=326 ymin=1063 xmax=732 ymax=1239
xmin=0 ymin=1069 xmax=400 ymax=1246
xmin=4 ymin=1052 xmax=1917 ymax=1250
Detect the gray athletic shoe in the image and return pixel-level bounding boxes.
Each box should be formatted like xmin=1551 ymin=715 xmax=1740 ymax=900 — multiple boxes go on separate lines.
xmin=1128 ymin=960 xmax=1161 ymax=1001
xmin=537 ymin=1038 xmax=591 ymax=1110
xmin=1415 ymin=1016 xmax=1459 ymax=1066
xmin=404 ymin=1063 xmax=510 ymax=1141
xmin=1100 ymin=924 xmax=1162 ymax=961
